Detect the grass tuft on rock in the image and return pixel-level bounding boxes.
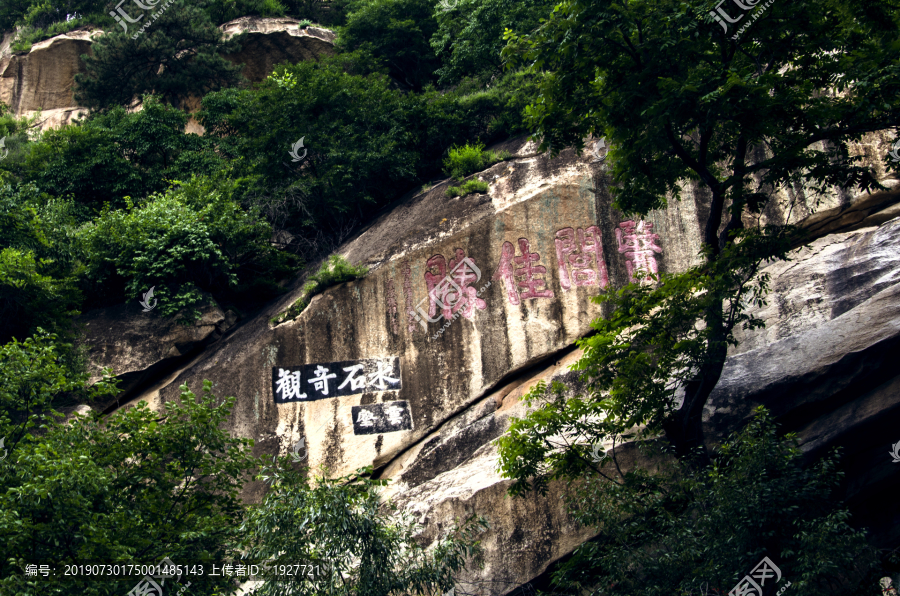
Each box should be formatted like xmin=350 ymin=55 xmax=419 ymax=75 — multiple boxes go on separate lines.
xmin=271 ymin=254 xmax=368 ymax=325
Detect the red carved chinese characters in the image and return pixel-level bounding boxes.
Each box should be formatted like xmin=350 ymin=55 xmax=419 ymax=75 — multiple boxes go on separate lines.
xmin=492 ymin=238 xmax=555 ymax=305
xmin=423 ymin=249 xmax=486 ymax=320
xmin=615 ymin=220 xmax=663 ymax=283
xmin=555 ymin=226 xmax=609 ymax=291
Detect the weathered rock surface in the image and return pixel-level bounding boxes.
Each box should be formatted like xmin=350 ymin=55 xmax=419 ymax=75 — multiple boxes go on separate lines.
xmin=220 ymin=17 xmax=335 ymax=82
xmin=79 ymin=299 xmax=236 ymax=406
xmin=0 ymin=29 xmax=99 ymax=124
xmin=88 ymin=133 xmax=900 ymax=594
xmin=706 ymin=218 xmax=900 ymax=547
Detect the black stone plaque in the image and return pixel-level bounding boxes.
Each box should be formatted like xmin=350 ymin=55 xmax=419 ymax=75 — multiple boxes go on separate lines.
xmin=351 ymin=401 xmax=413 ymax=435
xmin=273 ymin=357 xmax=400 ymax=403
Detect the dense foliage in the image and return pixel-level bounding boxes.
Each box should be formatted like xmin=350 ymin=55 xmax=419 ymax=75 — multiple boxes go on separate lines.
xmin=77 ymin=175 xmax=297 ymax=318
xmin=0 ymin=0 xmax=896 ymax=592
xmin=74 ymin=2 xmax=245 ymax=110
xmin=239 ymin=464 xmax=487 ymax=596
xmin=0 ymin=381 xmax=257 ymax=596
xmin=546 ymin=409 xmax=879 ymax=596
xmin=20 ymin=96 xmax=224 ymax=208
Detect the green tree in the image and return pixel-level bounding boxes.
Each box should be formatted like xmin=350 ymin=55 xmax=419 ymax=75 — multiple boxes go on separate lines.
xmin=0 ymin=249 xmax=80 ymax=345
xmin=500 ymin=0 xmax=900 ymax=458
xmin=546 ymin=408 xmax=880 ymax=596
xmin=239 ymin=463 xmax=487 ymax=596
xmin=75 ymin=1 xmax=245 ymax=110
xmin=0 ymin=331 xmax=116 ymax=458
xmin=22 ymin=95 xmax=224 ymax=208
xmin=77 ymin=175 xmax=296 ymax=318
xmin=0 ymin=380 xmax=256 ymax=596
xmin=430 ymin=0 xmax=553 ymax=86
xmin=199 ymin=54 xmax=424 ymax=257
xmin=0 ymin=182 xmax=86 ymax=343
xmin=337 ymin=0 xmax=440 ymax=89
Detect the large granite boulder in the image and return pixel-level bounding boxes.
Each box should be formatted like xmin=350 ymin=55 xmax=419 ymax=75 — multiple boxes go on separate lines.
xmin=220 ymin=17 xmax=335 ymax=82
xmin=104 ymin=133 xmax=900 ymax=594
xmin=79 ymin=299 xmax=237 ymax=408
xmin=0 ymin=29 xmax=98 ymax=125
xmin=0 ymin=18 xmax=335 ymax=132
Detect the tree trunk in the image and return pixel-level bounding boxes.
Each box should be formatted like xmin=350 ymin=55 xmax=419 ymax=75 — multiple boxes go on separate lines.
xmin=663 ymin=185 xmax=732 ymax=462
xmin=663 ymin=299 xmax=728 ymax=463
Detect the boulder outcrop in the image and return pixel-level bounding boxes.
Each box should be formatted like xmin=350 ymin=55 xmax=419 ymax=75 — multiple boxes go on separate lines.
xmin=79 ymin=299 xmax=237 ymax=409
xmin=0 ymin=18 xmax=334 ymax=131
xmin=220 ymin=17 xmax=335 ymax=82
xmin=0 ymin=29 xmax=98 ymax=123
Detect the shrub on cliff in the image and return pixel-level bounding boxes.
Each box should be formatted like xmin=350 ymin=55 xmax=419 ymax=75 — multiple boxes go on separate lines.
xmin=272 ymin=254 xmax=367 ymax=324
xmin=22 ymin=96 xmax=224 ymax=209
xmin=543 ymin=408 xmax=880 ymax=596
xmin=443 ymin=141 xmax=510 ymax=179
xmin=77 ymin=175 xmax=297 ymax=320
xmin=0 ymin=380 xmax=256 ymax=596
xmin=199 ymin=54 xmax=424 ymax=257
xmin=239 ymin=463 xmax=487 ymax=596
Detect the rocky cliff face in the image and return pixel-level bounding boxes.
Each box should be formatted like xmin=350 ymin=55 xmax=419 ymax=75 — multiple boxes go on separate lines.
xmin=76 ymin=131 xmax=900 ymax=593
xmin=0 ymin=17 xmax=334 ymax=131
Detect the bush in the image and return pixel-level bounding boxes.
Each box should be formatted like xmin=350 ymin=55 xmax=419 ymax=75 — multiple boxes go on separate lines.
xmin=443 ymin=141 xmax=510 ymax=179
xmin=199 ymin=55 xmax=423 ymax=256
xmin=0 ymin=380 xmax=256 ymax=596
xmin=0 ymin=331 xmax=117 ymax=450
xmin=272 ymin=254 xmax=367 ymax=324
xmin=238 ymin=463 xmax=487 ymax=596
xmin=446 ymin=178 xmax=489 ymax=197
xmin=21 ymin=96 xmax=225 ymax=209
xmin=337 ymin=0 xmax=441 ymax=90
xmin=0 ymin=249 xmax=80 ymax=345
xmin=547 ymin=408 xmax=881 ymax=596
xmin=429 ymin=0 xmax=556 ymax=86
xmin=78 ymin=176 xmax=297 ymax=320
